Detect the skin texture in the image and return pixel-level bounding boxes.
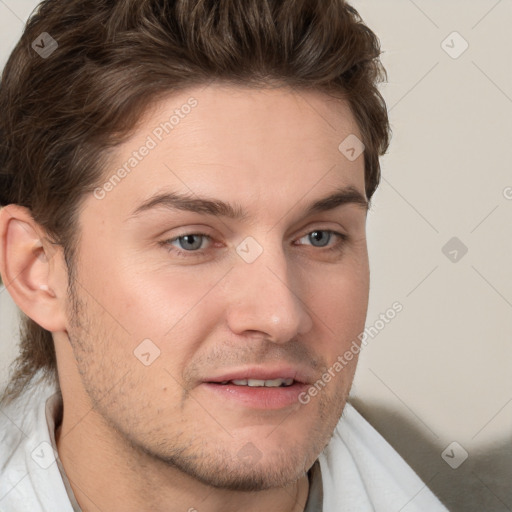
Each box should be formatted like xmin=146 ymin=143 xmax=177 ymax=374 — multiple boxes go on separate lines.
xmin=0 ymin=83 xmax=370 ymax=512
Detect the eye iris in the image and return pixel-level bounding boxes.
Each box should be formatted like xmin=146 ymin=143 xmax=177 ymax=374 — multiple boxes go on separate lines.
xmin=179 ymin=234 xmax=203 ymax=250
xmin=309 ymin=230 xmax=330 ymax=247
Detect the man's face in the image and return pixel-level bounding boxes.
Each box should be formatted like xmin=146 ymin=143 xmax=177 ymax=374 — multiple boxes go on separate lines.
xmin=63 ymin=83 xmax=369 ymax=491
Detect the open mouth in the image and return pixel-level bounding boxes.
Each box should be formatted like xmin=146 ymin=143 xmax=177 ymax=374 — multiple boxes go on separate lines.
xmin=202 ymin=377 xmax=307 ymax=409
xmin=200 ymin=366 xmax=313 ymax=409
xmin=213 ymin=378 xmax=295 ymax=388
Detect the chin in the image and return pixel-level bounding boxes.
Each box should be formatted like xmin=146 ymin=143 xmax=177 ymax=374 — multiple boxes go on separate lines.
xmin=154 ymin=441 xmax=313 ymax=492
xmin=195 ymin=468 xmax=306 ymax=492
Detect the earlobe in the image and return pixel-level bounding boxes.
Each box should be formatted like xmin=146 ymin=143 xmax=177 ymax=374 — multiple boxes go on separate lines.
xmin=0 ymin=205 xmax=68 ymax=332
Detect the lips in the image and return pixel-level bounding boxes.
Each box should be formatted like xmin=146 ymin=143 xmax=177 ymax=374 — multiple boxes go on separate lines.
xmin=200 ymin=366 xmax=314 ymax=410
xmin=222 ymin=378 xmax=294 ymax=387
xmin=204 ymin=366 xmax=313 ymax=386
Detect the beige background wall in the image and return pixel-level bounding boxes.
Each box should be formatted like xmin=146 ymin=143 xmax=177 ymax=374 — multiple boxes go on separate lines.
xmin=1 ymin=1 xmax=511 ymax=511
xmin=349 ymin=2 xmax=512 ymax=511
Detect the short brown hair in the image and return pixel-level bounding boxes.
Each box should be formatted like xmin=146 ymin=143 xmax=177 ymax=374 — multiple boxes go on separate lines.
xmin=0 ymin=0 xmax=390 ymax=404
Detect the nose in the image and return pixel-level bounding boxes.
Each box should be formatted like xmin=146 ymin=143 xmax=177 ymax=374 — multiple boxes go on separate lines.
xmin=225 ymin=240 xmax=314 ymax=343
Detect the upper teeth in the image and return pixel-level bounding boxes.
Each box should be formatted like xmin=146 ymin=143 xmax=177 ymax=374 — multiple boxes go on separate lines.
xmin=227 ymin=378 xmax=294 ymax=387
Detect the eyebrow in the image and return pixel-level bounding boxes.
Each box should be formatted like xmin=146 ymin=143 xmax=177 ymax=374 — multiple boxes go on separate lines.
xmin=128 ymin=185 xmax=368 ymax=221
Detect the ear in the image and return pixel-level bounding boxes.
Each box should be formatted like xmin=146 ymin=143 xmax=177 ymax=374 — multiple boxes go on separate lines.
xmin=0 ymin=204 xmax=68 ymax=332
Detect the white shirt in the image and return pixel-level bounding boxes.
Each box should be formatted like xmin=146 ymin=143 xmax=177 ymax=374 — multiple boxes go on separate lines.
xmin=0 ymin=377 xmax=448 ymax=511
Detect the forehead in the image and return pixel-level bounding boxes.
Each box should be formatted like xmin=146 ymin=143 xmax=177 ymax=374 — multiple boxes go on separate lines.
xmin=144 ymin=83 xmax=362 ymax=161
xmin=89 ymin=83 xmax=366 ymax=222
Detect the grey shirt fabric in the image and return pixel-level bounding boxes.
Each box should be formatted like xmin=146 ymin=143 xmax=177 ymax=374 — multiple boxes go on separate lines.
xmin=304 ymin=460 xmax=323 ymax=512
xmin=45 ymin=392 xmax=82 ymax=512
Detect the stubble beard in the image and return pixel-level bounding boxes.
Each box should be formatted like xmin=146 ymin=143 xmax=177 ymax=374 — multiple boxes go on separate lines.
xmin=64 ymin=281 xmax=351 ymax=493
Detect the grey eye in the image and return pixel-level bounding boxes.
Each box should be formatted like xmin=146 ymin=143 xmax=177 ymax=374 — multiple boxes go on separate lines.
xmin=305 ymin=230 xmax=333 ymax=247
xmin=175 ymin=234 xmax=206 ymax=251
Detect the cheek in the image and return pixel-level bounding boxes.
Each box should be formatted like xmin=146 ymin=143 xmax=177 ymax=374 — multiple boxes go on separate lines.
xmin=85 ymin=249 xmax=192 ymax=338
xmin=311 ymin=265 xmax=369 ymax=352
xmin=91 ymin=262 xmax=224 ymax=382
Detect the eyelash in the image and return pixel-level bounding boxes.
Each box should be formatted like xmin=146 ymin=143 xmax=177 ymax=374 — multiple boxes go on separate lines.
xmin=160 ymin=230 xmax=348 ymax=259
